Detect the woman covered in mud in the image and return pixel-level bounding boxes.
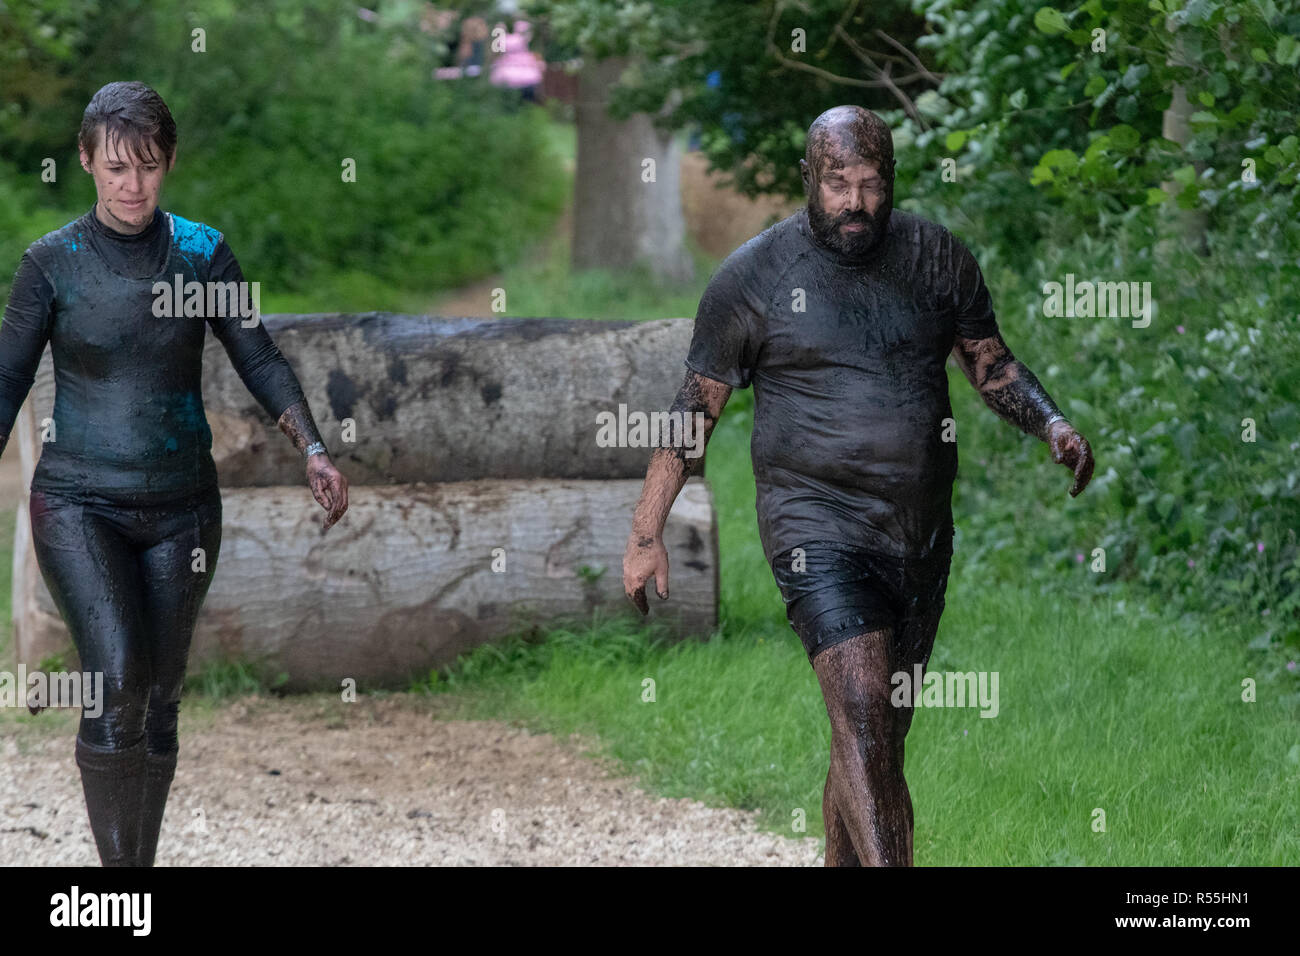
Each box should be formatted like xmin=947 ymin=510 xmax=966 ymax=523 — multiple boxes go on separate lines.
xmin=0 ymin=82 xmax=349 ymax=866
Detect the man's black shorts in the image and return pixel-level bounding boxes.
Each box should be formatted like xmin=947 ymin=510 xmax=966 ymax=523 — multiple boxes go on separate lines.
xmin=770 ymin=530 xmax=953 ymax=663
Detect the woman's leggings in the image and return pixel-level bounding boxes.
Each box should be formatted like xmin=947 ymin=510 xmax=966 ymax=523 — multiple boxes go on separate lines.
xmin=28 ymin=485 xmax=222 ymax=753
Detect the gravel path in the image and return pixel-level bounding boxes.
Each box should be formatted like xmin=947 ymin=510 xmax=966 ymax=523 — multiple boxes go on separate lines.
xmin=1 ymin=694 xmax=822 ymax=866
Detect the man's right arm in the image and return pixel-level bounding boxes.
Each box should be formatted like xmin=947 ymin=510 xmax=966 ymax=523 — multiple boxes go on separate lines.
xmin=623 ymin=369 xmax=732 ymax=614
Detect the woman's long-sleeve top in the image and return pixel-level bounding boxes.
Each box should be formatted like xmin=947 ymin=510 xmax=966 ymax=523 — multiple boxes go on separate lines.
xmin=0 ymin=206 xmax=306 ymax=504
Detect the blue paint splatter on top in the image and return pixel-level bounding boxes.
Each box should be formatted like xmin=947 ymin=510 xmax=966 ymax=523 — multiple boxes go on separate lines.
xmin=169 ymin=213 xmax=221 ymax=270
xmin=63 ymin=232 xmax=84 ymax=253
xmin=168 ymin=390 xmax=207 ymax=430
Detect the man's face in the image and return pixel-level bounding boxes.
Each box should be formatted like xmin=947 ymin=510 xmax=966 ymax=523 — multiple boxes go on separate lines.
xmin=802 ymin=150 xmax=892 ymax=258
xmin=79 ymin=125 xmax=173 ymax=234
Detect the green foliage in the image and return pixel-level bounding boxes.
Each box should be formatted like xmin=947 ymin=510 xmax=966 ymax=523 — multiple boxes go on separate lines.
xmin=887 ymin=0 xmax=1300 ymax=642
xmin=527 ymin=0 xmax=927 ymax=197
xmin=901 ymin=0 xmax=1300 ymax=242
xmin=0 ymin=0 xmax=567 ymax=300
xmin=0 ymin=0 xmax=99 ymax=158
xmin=948 ymin=213 xmax=1300 ymax=651
xmin=186 ymin=656 xmax=289 ymax=700
xmin=0 ymin=161 xmax=67 ymax=303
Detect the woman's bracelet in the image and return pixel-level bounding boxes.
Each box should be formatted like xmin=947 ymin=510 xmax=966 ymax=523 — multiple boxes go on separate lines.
xmin=304 ymin=441 xmax=327 ymax=459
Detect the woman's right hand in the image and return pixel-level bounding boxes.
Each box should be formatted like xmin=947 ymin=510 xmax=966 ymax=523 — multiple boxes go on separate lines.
xmin=307 ymin=454 xmax=349 ymax=531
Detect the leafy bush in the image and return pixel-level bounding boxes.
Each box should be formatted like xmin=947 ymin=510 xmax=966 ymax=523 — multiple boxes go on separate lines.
xmin=877 ymin=0 xmax=1300 ymax=653
xmin=0 ymin=0 xmax=568 ymax=304
xmin=0 ymin=161 xmax=68 ymax=302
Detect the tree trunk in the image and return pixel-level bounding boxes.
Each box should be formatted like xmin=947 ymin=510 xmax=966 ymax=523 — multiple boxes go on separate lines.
xmin=572 ymin=55 xmax=695 ymax=282
xmin=1161 ymin=28 xmax=1209 ymax=257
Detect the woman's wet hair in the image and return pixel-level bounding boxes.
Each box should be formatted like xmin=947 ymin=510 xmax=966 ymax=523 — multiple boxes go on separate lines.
xmin=79 ymin=81 xmax=177 ymax=166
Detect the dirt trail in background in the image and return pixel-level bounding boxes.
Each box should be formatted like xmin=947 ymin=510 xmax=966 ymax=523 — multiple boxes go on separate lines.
xmin=432 ymin=149 xmax=800 ymax=317
xmin=1 ymin=695 xmax=820 ymax=866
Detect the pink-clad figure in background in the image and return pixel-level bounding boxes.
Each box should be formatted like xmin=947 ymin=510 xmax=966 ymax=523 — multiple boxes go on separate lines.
xmin=489 ymin=20 xmax=543 ymax=103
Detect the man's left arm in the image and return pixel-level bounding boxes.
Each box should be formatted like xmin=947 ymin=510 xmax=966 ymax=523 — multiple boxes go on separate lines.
xmin=951 ymin=333 xmax=1095 ymax=497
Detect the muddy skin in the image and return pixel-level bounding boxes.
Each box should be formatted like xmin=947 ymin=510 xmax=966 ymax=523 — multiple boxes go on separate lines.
xmin=952 ymin=333 xmax=1062 ymax=439
xmin=277 ymin=398 xmax=349 ymax=530
xmin=633 ymin=103 xmax=1095 ymax=865
xmin=806 ymin=106 xmax=895 ymax=179
xmin=623 ymin=370 xmax=730 ymax=615
xmin=801 ymin=105 xmax=896 ymax=259
xmin=813 ymin=628 xmax=929 ymax=867
xmin=666 ymin=369 xmax=723 ymax=473
xmin=952 ymin=333 xmax=1096 ymax=495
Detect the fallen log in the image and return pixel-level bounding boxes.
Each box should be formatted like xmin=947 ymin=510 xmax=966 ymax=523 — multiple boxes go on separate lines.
xmin=18 ymin=314 xmax=696 ymax=486
xmin=12 ymin=477 xmax=717 ymax=690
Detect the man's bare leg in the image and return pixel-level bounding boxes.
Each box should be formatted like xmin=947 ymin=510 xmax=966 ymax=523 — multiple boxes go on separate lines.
xmin=813 ymin=629 xmax=911 ymax=866
xmin=822 ymin=768 xmax=861 ymax=866
xmin=890 ymin=701 xmax=917 ymax=863
xmin=889 ymin=599 xmax=945 ymax=863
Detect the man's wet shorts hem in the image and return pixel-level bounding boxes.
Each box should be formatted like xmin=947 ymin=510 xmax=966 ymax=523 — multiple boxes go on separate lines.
xmin=770 ymin=537 xmax=953 ymax=663
xmin=792 ymin=601 xmax=898 ymax=660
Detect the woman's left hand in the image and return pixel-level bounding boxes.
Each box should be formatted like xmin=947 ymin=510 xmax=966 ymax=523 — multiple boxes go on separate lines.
xmin=307 ymin=454 xmax=349 ymax=530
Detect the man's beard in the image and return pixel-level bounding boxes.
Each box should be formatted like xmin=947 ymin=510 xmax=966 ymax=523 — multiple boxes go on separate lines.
xmin=806 ymin=192 xmax=892 ymax=259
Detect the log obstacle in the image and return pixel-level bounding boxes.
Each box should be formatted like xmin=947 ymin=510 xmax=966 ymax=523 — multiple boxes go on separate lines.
xmin=11 ymin=315 xmax=718 ymax=688
xmin=21 ymin=313 xmax=700 ymax=486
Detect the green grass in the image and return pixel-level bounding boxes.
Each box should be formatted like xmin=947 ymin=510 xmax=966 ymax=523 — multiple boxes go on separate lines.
xmin=184 ymin=657 xmax=289 ymax=700
xmin=406 ymin=392 xmax=1300 ymax=864
xmin=412 ymin=586 xmax=1299 ymax=864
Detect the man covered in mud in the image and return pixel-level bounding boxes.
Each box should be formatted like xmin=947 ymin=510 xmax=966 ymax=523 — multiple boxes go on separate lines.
xmin=623 ymin=105 xmax=1094 ymax=866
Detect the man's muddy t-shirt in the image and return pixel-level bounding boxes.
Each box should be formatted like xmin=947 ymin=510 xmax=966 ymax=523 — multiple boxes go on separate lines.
xmin=685 ymin=206 xmax=999 ymax=562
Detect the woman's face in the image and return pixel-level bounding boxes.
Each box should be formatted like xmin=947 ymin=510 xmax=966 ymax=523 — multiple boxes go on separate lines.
xmin=79 ymin=125 xmax=174 ymax=234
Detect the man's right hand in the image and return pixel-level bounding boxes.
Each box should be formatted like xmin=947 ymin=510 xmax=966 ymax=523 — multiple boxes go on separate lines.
xmin=622 ymin=370 xmax=731 ymax=615
xmin=624 ymin=532 xmax=669 ymax=615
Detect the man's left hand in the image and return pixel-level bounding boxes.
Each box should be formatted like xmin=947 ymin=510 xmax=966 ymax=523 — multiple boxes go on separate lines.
xmin=1048 ymin=420 xmax=1094 ymax=497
